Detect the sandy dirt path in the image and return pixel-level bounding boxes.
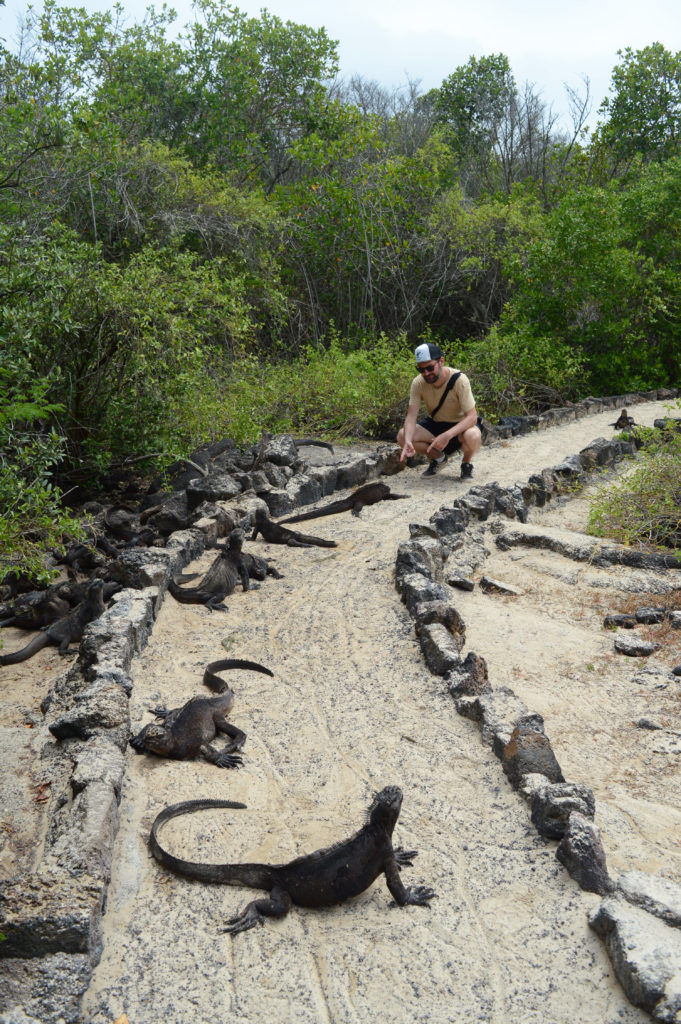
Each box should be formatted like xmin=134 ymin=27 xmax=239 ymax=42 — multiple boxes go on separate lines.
xmin=82 ymin=399 xmax=680 ymax=1024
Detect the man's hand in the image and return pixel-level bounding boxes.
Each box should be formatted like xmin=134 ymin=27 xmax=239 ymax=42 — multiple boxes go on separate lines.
xmin=426 ymin=435 xmax=448 ymax=455
xmin=400 ymin=440 xmax=415 ymax=462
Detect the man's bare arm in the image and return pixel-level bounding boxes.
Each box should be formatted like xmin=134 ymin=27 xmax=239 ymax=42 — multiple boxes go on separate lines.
xmin=399 ymin=404 xmax=420 ymax=460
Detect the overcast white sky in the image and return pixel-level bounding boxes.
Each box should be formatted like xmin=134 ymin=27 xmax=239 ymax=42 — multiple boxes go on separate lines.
xmin=2 ymin=0 xmax=680 ymax=131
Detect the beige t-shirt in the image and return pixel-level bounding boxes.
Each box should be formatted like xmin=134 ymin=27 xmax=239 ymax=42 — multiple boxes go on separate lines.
xmin=409 ymin=368 xmax=476 ymax=422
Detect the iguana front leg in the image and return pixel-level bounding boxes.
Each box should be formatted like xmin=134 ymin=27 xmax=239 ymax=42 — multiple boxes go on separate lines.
xmin=200 ymin=743 xmax=244 ymax=769
xmin=393 ymin=847 xmax=418 ymax=869
xmin=221 ymin=885 xmax=293 ymax=934
xmin=384 ymin=854 xmax=436 ymax=907
xmin=213 ymin=712 xmax=246 ymax=753
xmin=239 ymin=563 xmax=251 ymax=591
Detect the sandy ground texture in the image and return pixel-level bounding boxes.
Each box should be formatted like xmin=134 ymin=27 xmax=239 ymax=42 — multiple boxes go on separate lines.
xmin=21 ymin=399 xmax=681 ymax=1024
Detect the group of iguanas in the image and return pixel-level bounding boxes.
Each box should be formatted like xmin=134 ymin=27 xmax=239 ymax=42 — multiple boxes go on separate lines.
xmin=1 ymin=476 xmax=434 ymax=930
xmin=162 ymin=481 xmax=409 ymax=612
xmin=132 ymin=478 xmax=437 ymax=933
xmin=0 ymin=579 xmax=112 ymax=666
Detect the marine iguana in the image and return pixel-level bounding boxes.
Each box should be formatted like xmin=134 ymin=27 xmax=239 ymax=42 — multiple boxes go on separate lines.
xmin=206 ymin=540 xmax=284 ymax=581
xmin=104 ymin=506 xmax=140 ymax=542
xmin=0 ymin=569 xmax=43 ymax=601
xmin=169 ymin=528 xmax=250 ymax=611
xmin=130 ymin=658 xmax=273 ymax=765
xmin=279 ymin=481 xmax=408 ymax=525
xmin=0 ymin=579 xmax=120 ymax=630
xmin=251 ymin=508 xmax=337 ymax=548
xmin=0 ymin=588 xmax=71 ymax=630
xmin=240 ymin=551 xmax=284 ymax=580
xmin=0 ymin=579 xmax=106 ymax=665
xmin=609 ymin=408 xmax=637 ymax=429
xmin=149 ymin=785 xmax=436 ymax=933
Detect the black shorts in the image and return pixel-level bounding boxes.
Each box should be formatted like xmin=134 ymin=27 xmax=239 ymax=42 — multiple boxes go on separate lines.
xmin=418 ymin=416 xmax=483 ymax=455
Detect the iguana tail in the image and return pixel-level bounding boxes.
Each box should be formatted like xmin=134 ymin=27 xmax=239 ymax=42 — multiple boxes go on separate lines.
xmin=0 ymin=632 xmax=50 ymax=665
xmin=203 ymin=658 xmax=274 ymax=693
xmin=150 ymin=799 xmax=274 ymax=889
xmin=279 ymin=501 xmax=347 ymax=525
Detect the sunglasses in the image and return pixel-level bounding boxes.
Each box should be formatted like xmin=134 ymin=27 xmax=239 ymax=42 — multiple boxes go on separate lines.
xmin=417 ymin=362 xmax=439 ymax=374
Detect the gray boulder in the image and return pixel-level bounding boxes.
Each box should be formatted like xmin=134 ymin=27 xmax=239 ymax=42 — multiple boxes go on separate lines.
xmin=186 ymin=472 xmax=241 ymax=509
xmin=413 ymin=600 xmax=466 ymax=647
xmin=589 ymin=895 xmax=681 ymax=1022
xmin=455 ymin=686 xmax=544 ymax=755
xmin=397 ymin=573 xmax=450 ymax=615
xmin=285 ymin=474 xmax=323 ymax=509
xmin=615 ymin=635 xmax=661 ymax=657
xmin=395 ymin=539 xmax=445 ymax=581
xmin=262 ymin=435 xmax=299 ymax=467
xmin=556 ymin=811 xmax=612 ymax=895
xmin=417 ymin=623 xmax=463 ymax=675
xmin=528 ymin=781 xmax=596 ymax=839
xmin=447 ymin=652 xmax=490 ymax=699
xmin=617 ymin=871 xmax=681 ymax=929
xmin=0 ymin=876 xmax=103 ymax=959
xmin=260 ymin=488 xmax=295 ymax=517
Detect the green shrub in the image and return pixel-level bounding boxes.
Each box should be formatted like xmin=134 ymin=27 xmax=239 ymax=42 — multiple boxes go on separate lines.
xmin=0 ymin=362 xmax=84 ymax=584
xmin=456 ymin=324 xmax=586 ymax=418
xmin=587 ymin=422 xmax=681 ymax=551
xmin=211 ymin=333 xmax=416 ymax=443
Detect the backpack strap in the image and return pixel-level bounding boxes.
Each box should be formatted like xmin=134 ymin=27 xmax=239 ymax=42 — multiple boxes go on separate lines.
xmin=430 ymin=371 xmax=461 ymax=418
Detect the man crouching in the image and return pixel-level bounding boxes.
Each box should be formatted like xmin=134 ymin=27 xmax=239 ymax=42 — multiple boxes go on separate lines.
xmin=397 ymin=342 xmax=482 ymax=479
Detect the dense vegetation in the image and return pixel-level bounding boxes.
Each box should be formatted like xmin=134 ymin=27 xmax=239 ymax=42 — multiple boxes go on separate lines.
xmin=1 ymin=0 xmax=680 ymax=576
xmin=588 ymin=427 xmax=681 ymax=552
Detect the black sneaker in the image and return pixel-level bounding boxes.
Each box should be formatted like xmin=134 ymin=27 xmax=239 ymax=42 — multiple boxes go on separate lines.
xmin=460 ymin=461 xmax=474 ymax=479
xmin=423 ymin=453 xmax=447 ymax=477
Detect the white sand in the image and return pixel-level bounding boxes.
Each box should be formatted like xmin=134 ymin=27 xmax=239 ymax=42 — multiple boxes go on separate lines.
xmin=74 ymin=398 xmax=680 ymax=1024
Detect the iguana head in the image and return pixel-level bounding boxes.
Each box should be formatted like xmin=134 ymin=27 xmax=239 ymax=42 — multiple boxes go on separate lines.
xmin=368 ymin=786 xmax=403 ymax=832
xmin=129 ymin=723 xmax=174 ymax=756
xmin=227 ymin=528 xmax=245 ymax=551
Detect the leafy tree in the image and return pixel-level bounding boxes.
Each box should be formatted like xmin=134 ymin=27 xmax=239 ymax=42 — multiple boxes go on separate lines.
xmin=502 ymin=166 xmax=681 ymax=393
xmin=458 ymin=323 xmax=585 ymax=417
xmin=180 ymin=0 xmax=339 ymax=189
xmin=430 ymin=185 xmax=544 ymax=335
xmin=0 ymin=43 xmax=67 ymax=206
xmin=598 ymin=43 xmax=681 ymax=165
xmin=618 ymin=156 xmax=681 ymax=382
xmin=15 ymin=1 xmax=339 ymax=192
xmin=0 ymin=223 xmax=261 ymax=469
xmin=431 ymin=54 xmax=591 ymax=202
xmin=278 ymin=110 xmax=460 ymax=341
xmin=331 ymin=74 xmax=435 ymax=158
xmin=432 ymin=53 xmax=515 ymax=189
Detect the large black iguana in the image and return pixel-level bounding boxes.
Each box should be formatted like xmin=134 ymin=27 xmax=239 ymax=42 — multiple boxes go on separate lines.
xmin=0 ymin=579 xmax=106 ymax=666
xmin=251 ymin=508 xmax=337 ymax=548
xmin=169 ymin=528 xmax=250 ymax=611
xmin=279 ymin=481 xmax=408 ymax=525
xmin=149 ymin=785 xmax=436 ymax=933
xmin=129 ymin=658 xmax=273 ymax=766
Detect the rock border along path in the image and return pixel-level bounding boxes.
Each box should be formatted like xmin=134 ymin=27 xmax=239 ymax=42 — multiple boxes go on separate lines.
xmin=394 ymin=396 xmax=681 ymax=1023
xmin=0 ymin=386 xmax=679 ymax=1023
